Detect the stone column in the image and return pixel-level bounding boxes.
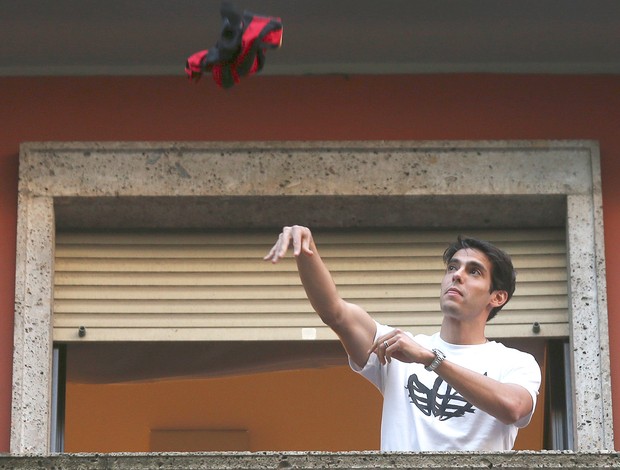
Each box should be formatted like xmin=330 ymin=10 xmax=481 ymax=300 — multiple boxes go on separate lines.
xmin=11 ymin=194 xmax=55 ymax=454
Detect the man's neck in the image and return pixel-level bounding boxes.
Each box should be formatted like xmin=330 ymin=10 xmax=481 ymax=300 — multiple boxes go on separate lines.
xmin=439 ymin=316 xmax=488 ymax=345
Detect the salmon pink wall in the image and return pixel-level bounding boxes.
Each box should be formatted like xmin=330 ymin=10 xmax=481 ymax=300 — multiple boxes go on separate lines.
xmin=2 ymin=74 xmax=620 ymax=451
xmin=65 ymin=366 xmax=382 ymax=452
xmin=64 ymin=364 xmax=541 ymax=452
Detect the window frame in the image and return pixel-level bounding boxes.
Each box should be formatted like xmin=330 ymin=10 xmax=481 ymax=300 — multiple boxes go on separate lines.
xmin=11 ymin=140 xmax=612 ymax=454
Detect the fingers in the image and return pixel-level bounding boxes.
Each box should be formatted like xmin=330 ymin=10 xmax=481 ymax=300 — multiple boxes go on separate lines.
xmin=369 ymin=330 xmax=395 ymax=354
xmin=262 ymin=244 xmax=281 ymax=263
xmin=263 ymin=225 xmax=313 ymax=263
xmin=289 ymin=226 xmax=301 ymax=256
xmin=381 ymin=339 xmax=392 ymax=364
xmin=369 ymin=331 xmax=398 ymax=365
xmin=370 ymin=329 xmax=421 ymax=366
xmin=263 ymin=230 xmax=291 ymax=263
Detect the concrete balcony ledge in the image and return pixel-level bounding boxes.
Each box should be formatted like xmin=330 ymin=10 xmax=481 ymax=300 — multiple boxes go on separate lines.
xmin=1 ymin=451 xmax=619 ymax=469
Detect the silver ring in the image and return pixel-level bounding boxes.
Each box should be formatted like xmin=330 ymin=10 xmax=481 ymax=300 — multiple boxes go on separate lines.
xmin=384 ymin=341 xmax=389 ymax=349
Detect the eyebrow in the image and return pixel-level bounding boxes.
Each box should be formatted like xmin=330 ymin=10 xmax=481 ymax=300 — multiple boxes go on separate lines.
xmin=447 ymin=257 xmax=489 ymax=274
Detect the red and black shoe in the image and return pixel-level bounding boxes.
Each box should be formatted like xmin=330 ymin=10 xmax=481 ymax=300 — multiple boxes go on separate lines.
xmin=185 ymin=1 xmax=283 ymax=89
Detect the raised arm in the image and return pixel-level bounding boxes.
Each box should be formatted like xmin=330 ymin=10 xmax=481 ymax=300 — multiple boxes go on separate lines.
xmin=264 ymin=225 xmax=377 ymax=367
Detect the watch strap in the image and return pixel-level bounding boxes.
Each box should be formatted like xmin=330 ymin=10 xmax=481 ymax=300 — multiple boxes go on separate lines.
xmin=424 ymin=348 xmax=446 ymax=372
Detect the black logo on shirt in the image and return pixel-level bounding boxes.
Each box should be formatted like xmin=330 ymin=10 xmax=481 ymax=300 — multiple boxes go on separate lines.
xmin=405 ymin=373 xmax=482 ymax=420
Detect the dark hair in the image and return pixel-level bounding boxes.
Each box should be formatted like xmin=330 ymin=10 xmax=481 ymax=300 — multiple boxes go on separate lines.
xmin=443 ymin=235 xmax=516 ymax=321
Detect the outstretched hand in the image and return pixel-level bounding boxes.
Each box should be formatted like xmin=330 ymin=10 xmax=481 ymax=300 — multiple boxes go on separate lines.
xmin=263 ymin=225 xmax=315 ymax=263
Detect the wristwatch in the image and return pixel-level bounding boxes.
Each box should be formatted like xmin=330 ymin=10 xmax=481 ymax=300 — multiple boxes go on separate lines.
xmin=425 ymin=348 xmax=446 ymax=372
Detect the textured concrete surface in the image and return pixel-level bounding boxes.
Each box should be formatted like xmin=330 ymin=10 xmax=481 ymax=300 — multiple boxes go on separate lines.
xmin=20 ymin=141 xmax=594 ymax=198
xmin=12 ymin=141 xmax=612 ymax=454
xmin=11 ymin=195 xmax=55 ymax=455
xmin=1 ymin=451 xmax=620 ymax=469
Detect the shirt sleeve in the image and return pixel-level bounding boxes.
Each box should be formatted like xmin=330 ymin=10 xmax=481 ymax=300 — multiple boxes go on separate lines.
xmin=500 ymin=349 xmax=542 ymax=428
xmin=349 ymin=321 xmax=395 ymax=392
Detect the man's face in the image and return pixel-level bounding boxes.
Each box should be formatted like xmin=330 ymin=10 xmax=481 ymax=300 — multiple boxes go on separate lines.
xmin=440 ymin=248 xmax=502 ymax=321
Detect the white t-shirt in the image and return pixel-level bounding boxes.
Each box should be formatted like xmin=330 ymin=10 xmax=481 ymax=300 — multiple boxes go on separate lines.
xmin=350 ymin=322 xmax=541 ymax=451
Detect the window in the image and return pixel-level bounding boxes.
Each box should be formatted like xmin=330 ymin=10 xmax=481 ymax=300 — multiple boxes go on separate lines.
xmin=12 ymin=141 xmax=612 ymax=454
xmin=53 ymin=228 xmax=564 ymax=451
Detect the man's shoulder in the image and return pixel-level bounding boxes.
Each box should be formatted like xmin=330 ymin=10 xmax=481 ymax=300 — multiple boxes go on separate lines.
xmin=487 ymin=340 xmax=538 ymax=364
xmin=373 ymin=321 xmax=436 ymax=349
xmin=413 ymin=331 xmax=437 ymax=347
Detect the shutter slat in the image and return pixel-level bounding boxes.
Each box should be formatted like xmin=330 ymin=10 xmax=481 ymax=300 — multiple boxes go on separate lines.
xmin=54 ymin=255 xmax=566 ymax=273
xmin=54 ymin=241 xmax=568 ymax=259
xmin=54 ymin=282 xmax=567 ymax=300
xmin=53 ymin=310 xmax=568 ymax=328
xmin=53 ymin=268 xmax=568 ymax=286
xmin=53 ymin=296 xmax=568 ymax=314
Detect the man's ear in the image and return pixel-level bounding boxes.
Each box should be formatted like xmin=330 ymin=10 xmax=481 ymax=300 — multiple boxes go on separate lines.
xmin=490 ymin=290 xmax=508 ymax=308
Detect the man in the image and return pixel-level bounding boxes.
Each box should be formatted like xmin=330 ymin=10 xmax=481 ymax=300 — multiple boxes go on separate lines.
xmin=264 ymin=225 xmax=541 ymax=451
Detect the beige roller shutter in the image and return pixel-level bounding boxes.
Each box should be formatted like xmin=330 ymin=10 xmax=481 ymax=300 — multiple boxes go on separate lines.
xmin=53 ymin=229 xmax=568 ymax=342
